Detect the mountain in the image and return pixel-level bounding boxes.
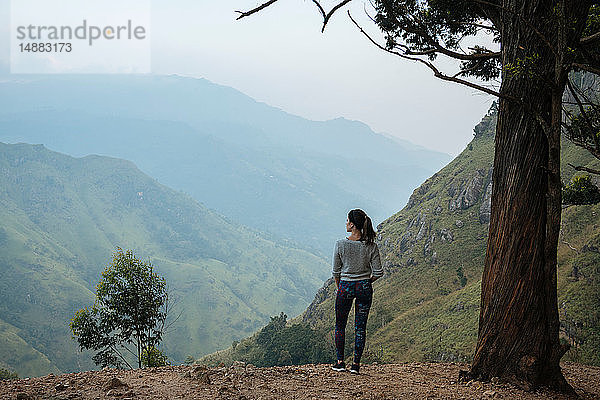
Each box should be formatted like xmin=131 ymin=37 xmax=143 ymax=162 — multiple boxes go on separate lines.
xmin=202 ymin=105 xmax=600 ymax=367
xmin=0 ymin=142 xmax=329 ymax=377
xmin=0 ymin=74 xmax=451 ymax=256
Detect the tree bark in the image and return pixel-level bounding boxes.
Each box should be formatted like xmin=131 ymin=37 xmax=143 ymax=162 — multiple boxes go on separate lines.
xmin=469 ymin=71 xmax=569 ymax=392
xmin=468 ymin=0 xmax=590 ymax=392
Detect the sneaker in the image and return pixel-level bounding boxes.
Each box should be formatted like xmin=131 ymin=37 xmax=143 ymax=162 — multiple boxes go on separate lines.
xmin=331 ymin=361 xmax=346 ymax=371
xmin=349 ymin=364 xmax=360 ymax=374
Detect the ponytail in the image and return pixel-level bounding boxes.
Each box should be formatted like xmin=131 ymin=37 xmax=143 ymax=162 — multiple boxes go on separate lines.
xmin=361 ymin=215 xmax=376 ymax=245
xmin=348 ymin=209 xmax=376 ymax=245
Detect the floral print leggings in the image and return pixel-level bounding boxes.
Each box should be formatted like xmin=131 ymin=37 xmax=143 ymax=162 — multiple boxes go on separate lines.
xmin=335 ymin=279 xmax=373 ymax=364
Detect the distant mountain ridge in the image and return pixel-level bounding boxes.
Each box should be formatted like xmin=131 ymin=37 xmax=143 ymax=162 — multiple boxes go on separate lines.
xmin=0 ymin=142 xmax=329 ymax=377
xmin=0 ymin=74 xmax=451 ymax=256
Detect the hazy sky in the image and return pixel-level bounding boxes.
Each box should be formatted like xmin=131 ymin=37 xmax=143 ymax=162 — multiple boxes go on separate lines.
xmin=0 ymin=0 xmax=497 ymax=156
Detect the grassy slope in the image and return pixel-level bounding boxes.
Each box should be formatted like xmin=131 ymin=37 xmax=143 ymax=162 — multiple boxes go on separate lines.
xmin=0 ymin=318 xmax=59 ymax=377
xmin=202 ymin=107 xmax=600 ymax=367
xmin=0 ymin=142 xmax=329 ymax=377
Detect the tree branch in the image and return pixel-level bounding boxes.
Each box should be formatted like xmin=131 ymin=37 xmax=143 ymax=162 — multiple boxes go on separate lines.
xmin=110 ymin=344 xmax=134 ymax=370
xmin=311 ymin=0 xmax=353 ymax=32
xmin=462 ymin=22 xmax=498 ymax=31
xmin=120 ymin=342 xmax=139 ymax=360
xmin=347 ymin=11 xmax=509 ymax=100
xmin=580 ymin=31 xmax=600 ymax=46
xmin=563 ymin=101 xmax=597 ymax=106
xmin=453 ymin=59 xmax=487 ymax=78
xmin=236 ymin=0 xmax=353 ymax=32
xmin=572 ymin=63 xmax=600 ymax=76
xmin=407 ymin=45 xmax=500 ymax=60
xmin=564 ymin=136 xmax=600 ymax=159
xmin=388 ymin=22 xmax=499 ymax=61
xmin=566 ymin=78 xmax=600 ymax=150
xmin=235 ymin=0 xmax=280 ymax=20
xmin=471 ymin=0 xmax=501 ymax=28
xmin=398 ymin=13 xmax=500 ymax=61
xmin=568 ymin=163 xmax=600 ymax=176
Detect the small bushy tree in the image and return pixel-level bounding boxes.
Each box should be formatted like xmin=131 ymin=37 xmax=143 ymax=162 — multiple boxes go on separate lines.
xmin=255 ymin=312 xmax=331 ymax=367
xmin=141 ymin=346 xmax=169 ymax=367
xmin=563 ymin=175 xmax=600 ymax=205
xmin=0 ymin=368 xmax=18 ymax=380
xmin=70 ymin=249 xmax=169 ymax=369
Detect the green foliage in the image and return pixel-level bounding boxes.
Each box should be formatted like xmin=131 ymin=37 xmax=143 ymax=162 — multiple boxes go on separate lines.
xmin=564 ymin=103 xmax=600 ymax=153
xmin=563 ymin=175 xmax=600 ymax=205
xmin=374 ymin=0 xmax=501 ymax=80
xmin=563 ymin=71 xmax=599 ymax=161
xmin=141 ymin=346 xmax=169 ymax=368
xmin=504 ymin=53 xmax=541 ymax=79
xmin=255 ymin=312 xmax=331 ymax=367
xmin=583 ymin=6 xmax=600 ymax=45
xmin=199 ymin=312 xmax=332 ymax=368
xmin=374 ymin=1 xmax=595 ymax=86
xmin=0 ymin=367 xmax=18 ymax=380
xmin=0 ymin=317 xmax=60 ymax=378
xmin=580 ymin=2 xmax=600 ymax=66
xmin=256 ymin=312 xmax=288 ymax=349
xmin=70 ymin=249 xmax=168 ymax=369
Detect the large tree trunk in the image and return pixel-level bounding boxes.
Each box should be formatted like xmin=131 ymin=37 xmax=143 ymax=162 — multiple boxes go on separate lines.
xmin=467 ymin=0 xmax=589 ymax=392
xmin=468 ymin=80 xmax=570 ymax=391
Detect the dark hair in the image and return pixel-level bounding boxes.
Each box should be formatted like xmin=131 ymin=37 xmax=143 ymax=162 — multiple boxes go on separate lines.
xmin=348 ymin=209 xmax=376 ymax=245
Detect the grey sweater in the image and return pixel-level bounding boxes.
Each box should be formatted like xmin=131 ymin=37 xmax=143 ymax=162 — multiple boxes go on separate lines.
xmin=332 ymin=238 xmax=384 ymax=281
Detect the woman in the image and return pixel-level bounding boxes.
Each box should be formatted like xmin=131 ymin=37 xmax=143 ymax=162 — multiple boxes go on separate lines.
xmin=331 ymin=209 xmax=383 ymax=374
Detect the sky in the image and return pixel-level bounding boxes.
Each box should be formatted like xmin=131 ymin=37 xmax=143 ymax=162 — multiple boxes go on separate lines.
xmin=0 ymin=0 xmax=498 ymax=156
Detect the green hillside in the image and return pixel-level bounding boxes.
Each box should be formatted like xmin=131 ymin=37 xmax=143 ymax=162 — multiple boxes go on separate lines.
xmin=0 ymin=142 xmax=329 ymax=377
xmin=202 ymin=105 xmax=600 ymax=367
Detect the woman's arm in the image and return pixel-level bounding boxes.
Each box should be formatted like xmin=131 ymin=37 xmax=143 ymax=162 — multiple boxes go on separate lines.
xmin=332 ymin=241 xmax=342 ymax=287
xmin=370 ymin=243 xmax=384 ymax=282
xmin=331 ymin=242 xmax=342 ymax=287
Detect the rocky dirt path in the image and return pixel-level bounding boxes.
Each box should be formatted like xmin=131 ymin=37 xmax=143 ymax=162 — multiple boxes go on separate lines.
xmin=1 ymin=362 xmax=599 ymax=399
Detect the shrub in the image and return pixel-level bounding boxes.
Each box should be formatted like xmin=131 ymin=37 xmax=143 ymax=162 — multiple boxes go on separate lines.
xmin=0 ymin=368 xmax=18 ymax=380
xmin=563 ymin=175 xmax=600 ymax=205
xmin=70 ymin=249 xmax=169 ymax=369
xmin=141 ymin=346 xmax=169 ymax=367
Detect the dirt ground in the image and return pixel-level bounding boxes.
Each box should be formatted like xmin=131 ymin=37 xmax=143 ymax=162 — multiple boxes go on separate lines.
xmin=1 ymin=362 xmax=599 ymax=399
